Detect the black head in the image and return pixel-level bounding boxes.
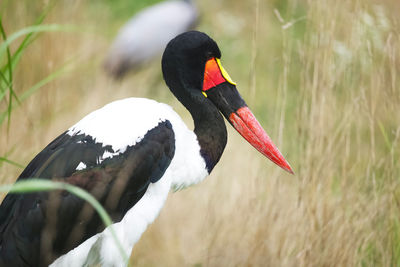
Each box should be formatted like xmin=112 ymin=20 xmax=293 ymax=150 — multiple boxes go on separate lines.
xmin=162 ymin=31 xmax=221 ymax=101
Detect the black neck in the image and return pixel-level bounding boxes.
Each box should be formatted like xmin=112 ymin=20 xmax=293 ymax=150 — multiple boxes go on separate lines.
xmin=192 ymin=97 xmax=227 ymax=173
xmin=173 ymin=85 xmax=227 ymax=173
xmin=161 ymin=42 xmax=227 ymax=173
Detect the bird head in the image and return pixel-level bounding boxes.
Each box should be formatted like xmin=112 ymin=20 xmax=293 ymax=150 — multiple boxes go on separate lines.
xmin=162 ymin=31 xmax=293 ymax=174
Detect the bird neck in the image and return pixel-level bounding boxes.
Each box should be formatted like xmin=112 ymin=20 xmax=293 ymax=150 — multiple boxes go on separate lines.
xmin=162 ymin=55 xmax=227 ymax=173
xmin=175 ymin=88 xmax=227 ymax=173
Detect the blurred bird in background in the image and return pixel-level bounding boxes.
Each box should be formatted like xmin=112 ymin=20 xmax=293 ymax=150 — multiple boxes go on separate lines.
xmin=103 ymin=0 xmax=198 ymax=79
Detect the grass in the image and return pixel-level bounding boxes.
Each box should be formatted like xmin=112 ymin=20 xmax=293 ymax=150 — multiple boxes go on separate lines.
xmin=1 ymin=0 xmax=400 ymax=266
xmin=0 ymin=2 xmax=128 ymax=264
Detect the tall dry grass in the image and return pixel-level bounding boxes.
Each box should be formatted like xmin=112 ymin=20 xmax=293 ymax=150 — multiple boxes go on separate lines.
xmin=1 ymin=0 xmax=399 ymax=266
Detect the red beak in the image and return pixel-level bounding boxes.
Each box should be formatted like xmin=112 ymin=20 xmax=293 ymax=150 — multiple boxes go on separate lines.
xmin=229 ymin=107 xmax=293 ymax=174
xmin=203 ymin=57 xmax=293 ymax=174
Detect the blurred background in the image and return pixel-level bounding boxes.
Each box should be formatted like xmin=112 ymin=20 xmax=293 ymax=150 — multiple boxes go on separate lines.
xmin=1 ymin=0 xmax=400 ymax=266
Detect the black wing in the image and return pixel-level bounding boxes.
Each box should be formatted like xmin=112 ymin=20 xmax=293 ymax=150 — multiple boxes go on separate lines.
xmin=0 ymin=120 xmax=175 ymax=267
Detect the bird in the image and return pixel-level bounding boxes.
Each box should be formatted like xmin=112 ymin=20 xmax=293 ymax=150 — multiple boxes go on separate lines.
xmin=104 ymin=0 xmax=198 ymax=79
xmin=0 ymin=31 xmax=293 ymax=267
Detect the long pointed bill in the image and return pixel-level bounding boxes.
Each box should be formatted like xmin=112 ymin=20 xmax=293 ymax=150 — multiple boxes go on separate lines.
xmin=229 ymin=107 xmax=293 ymax=173
xmin=203 ymin=57 xmax=293 ymax=174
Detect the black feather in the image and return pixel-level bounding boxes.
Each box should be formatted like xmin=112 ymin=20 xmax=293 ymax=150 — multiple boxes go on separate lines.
xmin=0 ymin=120 xmax=175 ymax=267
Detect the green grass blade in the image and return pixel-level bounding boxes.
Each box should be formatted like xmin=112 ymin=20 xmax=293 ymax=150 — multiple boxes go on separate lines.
xmin=0 ymin=6 xmax=56 ymax=130
xmin=0 ymin=15 xmax=13 ymax=86
xmin=20 ymin=62 xmax=72 ymax=102
xmin=0 ymin=156 xmax=24 ymax=168
xmin=0 ymin=24 xmax=79 ymax=57
xmin=0 ymin=15 xmax=14 ymax=130
xmin=6 ymin=93 xmax=12 ymax=129
xmin=1 ymin=2 xmax=53 ymax=74
xmin=0 ymin=179 xmax=129 ymax=263
xmin=0 ymin=59 xmax=74 ymax=125
xmin=0 ymin=69 xmax=11 ymax=95
xmin=2 ymin=35 xmax=36 ymax=74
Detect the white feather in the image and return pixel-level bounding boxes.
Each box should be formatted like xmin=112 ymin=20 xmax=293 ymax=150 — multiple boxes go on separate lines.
xmin=75 ymin=162 xmax=86 ymax=171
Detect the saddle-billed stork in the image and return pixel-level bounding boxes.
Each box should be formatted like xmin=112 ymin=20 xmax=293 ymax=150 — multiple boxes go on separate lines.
xmin=0 ymin=31 xmax=292 ymax=266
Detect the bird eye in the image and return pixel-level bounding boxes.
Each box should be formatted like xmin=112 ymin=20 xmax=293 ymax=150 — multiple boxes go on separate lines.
xmin=206 ymin=51 xmax=213 ymax=59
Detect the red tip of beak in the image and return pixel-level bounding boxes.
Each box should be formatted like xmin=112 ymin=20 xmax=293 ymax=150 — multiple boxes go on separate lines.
xmin=229 ymin=107 xmax=294 ymax=174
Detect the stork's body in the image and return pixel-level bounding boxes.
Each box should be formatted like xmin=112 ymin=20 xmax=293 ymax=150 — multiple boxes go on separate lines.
xmin=0 ymin=31 xmax=292 ymax=266
xmin=52 ymin=98 xmax=209 ymax=266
